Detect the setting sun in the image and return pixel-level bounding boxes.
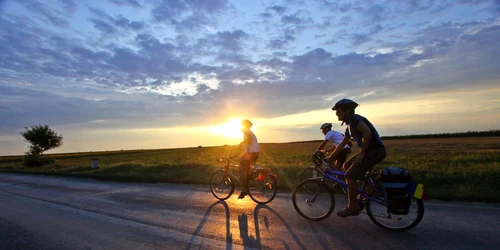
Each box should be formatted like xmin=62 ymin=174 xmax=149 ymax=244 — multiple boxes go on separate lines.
xmin=208 ymin=118 xmax=245 ymax=138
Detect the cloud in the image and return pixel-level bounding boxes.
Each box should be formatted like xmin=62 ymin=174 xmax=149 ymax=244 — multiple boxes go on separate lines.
xmin=267 ymin=5 xmax=286 ymax=14
xmin=13 ymin=0 xmax=70 ymax=27
xmin=88 ymin=7 xmax=145 ymax=34
xmin=1 ymin=0 xmax=500 ymax=137
xmin=150 ymin=0 xmax=229 ymax=31
xmin=260 ymin=5 xmax=286 ymax=18
xmin=107 ymin=0 xmax=142 ymax=8
xmin=57 ymin=0 xmax=79 ymax=14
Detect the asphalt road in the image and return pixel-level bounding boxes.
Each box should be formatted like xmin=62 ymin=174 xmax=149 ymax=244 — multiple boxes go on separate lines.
xmin=1 ymin=173 xmax=499 ymax=250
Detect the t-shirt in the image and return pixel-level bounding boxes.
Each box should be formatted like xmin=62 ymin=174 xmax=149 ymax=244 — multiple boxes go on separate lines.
xmin=325 ymin=130 xmax=350 ymax=149
xmin=345 ymin=114 xmax=384 ymax=150
xmin=243 ymin=129 xmax=259 ymax=153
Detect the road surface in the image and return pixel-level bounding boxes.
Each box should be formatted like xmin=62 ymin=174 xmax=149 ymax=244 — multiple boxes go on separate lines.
xmin=1 ymin=173 xmax=499 ymax=249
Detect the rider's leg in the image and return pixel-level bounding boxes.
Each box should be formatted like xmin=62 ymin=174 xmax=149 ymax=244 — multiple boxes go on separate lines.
xmin=239 ymin=153 xmax=258 ymax=198
xmin=239 ymin=164 xmax=249 ymax=193
xmin=344 ymin=147 xmax=387 ymax=210
xmin=342 ymin=154 xmax=359 ymax=210
xmin=334 ymin=160 xmax=342 ymax=170
xmin=346 ymin=176 xmax=359 ymax=209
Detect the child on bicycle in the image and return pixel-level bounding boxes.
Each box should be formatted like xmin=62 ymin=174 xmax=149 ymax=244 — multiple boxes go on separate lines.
xmin=233 ymin=119 xmax=260 ymax=199
xmin=317 ymin=123 xmax=352 ymax=170
xmin=329 ymin=99 xmax=386 ymax=218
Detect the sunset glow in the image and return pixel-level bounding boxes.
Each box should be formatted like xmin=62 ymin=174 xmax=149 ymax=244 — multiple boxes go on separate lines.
xmin=208 ymin=118 xmax=245 ymax=139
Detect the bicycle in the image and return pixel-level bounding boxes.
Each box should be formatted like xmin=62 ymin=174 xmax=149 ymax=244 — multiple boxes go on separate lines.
xmin=292 ymin=168 xmax=425 ymax=232
xmin=298 ymin=150 xmax=348 ymax=195
xmin=210 ymin=156 xmax=278 ymax=204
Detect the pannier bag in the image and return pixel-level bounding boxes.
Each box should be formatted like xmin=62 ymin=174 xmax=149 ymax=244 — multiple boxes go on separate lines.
xmin=380 ymin=167 xmax=412 ymax=215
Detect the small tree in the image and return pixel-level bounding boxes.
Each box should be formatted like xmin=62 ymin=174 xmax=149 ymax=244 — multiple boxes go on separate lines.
xmin=21 ymin=125 xmax=63 ymax=161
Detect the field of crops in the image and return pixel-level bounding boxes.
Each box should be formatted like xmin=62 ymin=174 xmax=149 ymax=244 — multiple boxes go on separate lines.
xmin=1 ymin=137 xmax=499 ymax=202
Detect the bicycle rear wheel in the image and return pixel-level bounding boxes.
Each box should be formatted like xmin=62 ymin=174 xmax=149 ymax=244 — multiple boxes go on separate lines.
xmin=292 ymin=179 xmax=335 ymax=221
xmin=210 ymin=170 xmax=234 ymax=200
xmin=366 ymin=193 xmax=424 ymax=232
xmin=248 ymin=170 xmax=278 ymax=204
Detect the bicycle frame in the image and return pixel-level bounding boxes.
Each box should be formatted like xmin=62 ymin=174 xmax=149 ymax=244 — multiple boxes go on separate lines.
xmin=218 ymin=157 xmax=275 ymax=187
xmin=219 ymin=157 xmax=242 ymax=186
xmin=317 ymin=168 xmax=386 ymax=206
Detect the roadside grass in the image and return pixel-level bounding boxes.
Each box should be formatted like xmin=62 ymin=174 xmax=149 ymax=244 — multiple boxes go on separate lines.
xmin=1 ymin=137 xmax=499 ymax=202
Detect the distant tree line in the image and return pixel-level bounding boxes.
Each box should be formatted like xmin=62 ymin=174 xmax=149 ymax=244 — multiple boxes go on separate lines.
xmin=380 ymin=130 xmax=500 ymax=140
xmin=287 ymin=129 xmax=500 ymax=144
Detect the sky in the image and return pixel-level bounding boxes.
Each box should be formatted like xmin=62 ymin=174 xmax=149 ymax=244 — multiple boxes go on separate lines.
xmin=1 ymin=0 xmax=499 ymax=156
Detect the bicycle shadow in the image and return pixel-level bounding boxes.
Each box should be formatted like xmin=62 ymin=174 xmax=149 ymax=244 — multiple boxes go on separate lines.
xmin=186 ymin=200 xmax=232 ymax=250
xmin=186 ymin=201 xmax=307 ymax=250
xmin=240 ymin=204 xmax=307 ymax=250
xmin=238 ymin=213 xmax=261 ymax=249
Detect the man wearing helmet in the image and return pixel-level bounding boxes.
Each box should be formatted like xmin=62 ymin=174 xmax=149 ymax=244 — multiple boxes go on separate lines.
xmin=233 ymin=119 xmax=260 ymax=199
xmin=329 ymin=99 xmax=386 ymax=218
xmin=317 ymin=123 xmax=352 ymax=170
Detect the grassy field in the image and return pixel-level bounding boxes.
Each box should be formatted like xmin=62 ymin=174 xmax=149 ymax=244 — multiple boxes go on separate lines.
xmin=1 ymin=137 xmax=499 ymax=202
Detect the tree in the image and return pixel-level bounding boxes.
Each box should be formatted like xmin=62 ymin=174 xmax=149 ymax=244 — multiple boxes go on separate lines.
xmin=21 ymin=125 xmax=63 ymax=160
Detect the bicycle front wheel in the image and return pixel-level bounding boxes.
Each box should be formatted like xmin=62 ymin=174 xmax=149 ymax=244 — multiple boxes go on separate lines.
xmin=366 ymin=194 xmax=424 ymax=232
xmin=298 ymin=167 xmax=324 ymax=194
xmin=210 ymin=170 xmax=234 ymax=200
xmin=248 ymin=170 xmax=278 ymax=204
xmin=292 ymin=179 xmax=335 ymax=221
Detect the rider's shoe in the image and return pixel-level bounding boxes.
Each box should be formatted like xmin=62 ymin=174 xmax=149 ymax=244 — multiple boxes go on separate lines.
xmin=238 ymin=191 xmax=248 ymax=199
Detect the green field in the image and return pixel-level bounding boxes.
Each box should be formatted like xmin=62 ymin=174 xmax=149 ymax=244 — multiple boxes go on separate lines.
xmin=1 ymin=137 xmax=499 ymax=202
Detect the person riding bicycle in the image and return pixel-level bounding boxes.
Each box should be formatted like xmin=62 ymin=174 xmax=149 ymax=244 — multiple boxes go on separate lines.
xmin=329 ymin=99 xmax=386 ymax=218
xmin=317 ymin=123 xmax=352 ymax=170
xmin=233 ymin=119 xmax=260 ymax=199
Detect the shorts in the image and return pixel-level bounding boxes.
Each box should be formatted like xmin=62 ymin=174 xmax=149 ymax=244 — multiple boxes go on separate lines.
xmin=330 ymin=147 xmax=351 ymax=164
xmin=345 ymin=147 xmax=386 ymax=180
xmin=239 ymin=152 xmax=259 ymax=167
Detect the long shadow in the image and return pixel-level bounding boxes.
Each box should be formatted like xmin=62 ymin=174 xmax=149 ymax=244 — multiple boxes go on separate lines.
xmin=186 ymin=200 xmax=232 ymax=250
xmin=238 ymin=213 xmax=261 ymax=249
xmin=250 ymin=204 xmax=307 ymax=250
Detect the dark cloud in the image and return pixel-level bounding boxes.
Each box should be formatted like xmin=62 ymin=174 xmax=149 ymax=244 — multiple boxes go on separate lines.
xmin=88 ymin=7 xmax=145 ymax=34
xmin=90 ymin=18 xmax=118 ymax=33
xmin=107 ymin=0 xmax=142 ymax=8
xmin=259 ymin=12 xmax=273 ymax=18
xmin=114 ymin=16 xmax=145 ymax=30
xmin=363 ymin=4 xmax=389 ymax=24
xmin=260 ymin=5 xmax=286 ymax=18
xmin=57 ymin=0 xmax=79 ymax=14
xmin=281 ymin=14 xmax=312 ymax=26
xmin=193 ymin=29 xmax=250 ymax=60
xmin=339 ymin=3 xmax=353 ymax=12
xmin=212 ymin=30 xmax=249 ymax=51
xmin=14 ymin=0 xmax=69 ymax=27
xmin=351 ymin=33 xmax=372 ymax=46
xmin=267 ymin=5 xmax=286 ymax=14
xmin=151 ymin=0 xmax=229 ymax=31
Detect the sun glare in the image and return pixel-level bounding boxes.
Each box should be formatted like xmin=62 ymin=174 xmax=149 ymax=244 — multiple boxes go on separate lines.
xmin=208 ymin=118 xmax=244 ymax=138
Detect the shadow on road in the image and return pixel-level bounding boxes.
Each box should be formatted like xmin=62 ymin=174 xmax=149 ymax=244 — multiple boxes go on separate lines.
xmin=245 ymin=204 xmax=307 ymax=250
xmin=186 ymin=200 xmax=232 ymax=250
xmin=187 ymin=201 xmax=307 ymax=250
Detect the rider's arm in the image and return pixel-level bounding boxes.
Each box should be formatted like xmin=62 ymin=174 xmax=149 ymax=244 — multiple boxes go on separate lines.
xmin=325 ymin=144 xmax=337 ymax=154
xmin=329 ymin=135 xmax=350 ymax=158
xmin=317 ymin=140 xmax=328 ymax=151
xmin=357 ymin=121 xmax=372 ymax=157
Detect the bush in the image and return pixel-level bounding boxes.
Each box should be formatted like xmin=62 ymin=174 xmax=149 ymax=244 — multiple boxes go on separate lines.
xmin=23 ymin=153 xmax=55 ymax=167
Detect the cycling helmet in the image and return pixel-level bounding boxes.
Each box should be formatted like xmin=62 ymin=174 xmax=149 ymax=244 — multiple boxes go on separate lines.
xmin=332 ymin=98 xmax=359 ymax=112
xmin=320 ymin=123 xmax=332 ymax=129
xmin=241 ymin=119 xmax=253 ymax=128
